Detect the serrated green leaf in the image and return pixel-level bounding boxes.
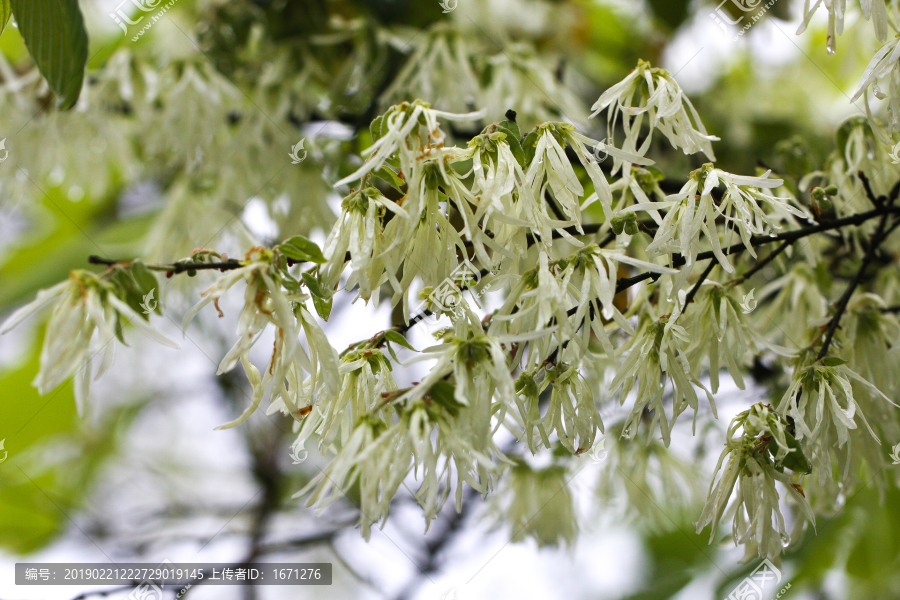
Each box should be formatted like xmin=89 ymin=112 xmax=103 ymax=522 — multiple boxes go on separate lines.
xmin=370 ymin=115 xmax=385 ymax=141
xmin=277 ymin=235 xmax=326 ymax=263
xmin=11 ymin=0 xmax=89 ymax=110
xmin=384 ymin=329 xmax=416 ymax=352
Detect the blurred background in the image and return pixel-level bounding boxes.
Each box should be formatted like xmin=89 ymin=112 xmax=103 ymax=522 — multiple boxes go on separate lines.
xmin=0 ymin=0 xmax=897 ymax=598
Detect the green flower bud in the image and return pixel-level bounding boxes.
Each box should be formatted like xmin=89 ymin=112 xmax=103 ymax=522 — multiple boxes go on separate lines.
xmin=515 ymin=372 xmax=538 ymax=397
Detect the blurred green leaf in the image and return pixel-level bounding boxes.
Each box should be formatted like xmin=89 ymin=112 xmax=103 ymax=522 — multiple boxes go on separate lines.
xmin=10 ymin=0 xmax=89 ymax=109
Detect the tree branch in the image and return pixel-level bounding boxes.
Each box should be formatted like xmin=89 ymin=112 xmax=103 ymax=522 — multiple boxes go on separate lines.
xmin=816 ymin=213 xmax=899 ymax=360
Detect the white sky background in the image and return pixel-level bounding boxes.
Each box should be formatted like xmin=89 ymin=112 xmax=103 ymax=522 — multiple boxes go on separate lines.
xmin=0 ymin=0 xmax=862 ymax=597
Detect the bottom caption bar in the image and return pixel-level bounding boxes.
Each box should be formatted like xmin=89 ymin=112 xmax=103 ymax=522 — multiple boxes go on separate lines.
xmin=15 ymin=563 xmax=332 ymax=585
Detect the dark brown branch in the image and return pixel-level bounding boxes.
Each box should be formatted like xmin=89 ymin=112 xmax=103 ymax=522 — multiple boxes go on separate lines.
xmin=858 ymin=171 xmax=884 ymax=207
xmin=88 ymin=255 xmax=244 ymax=274
xmin=732 ymin=241 xmax=791 ymax=285
xmin=611 ymin=204 xmax=900 ymax=298
xmin=816 ymin=213 xmax=896 ymax=360
xmin=683 ymin=260 xmax=717 ymax=307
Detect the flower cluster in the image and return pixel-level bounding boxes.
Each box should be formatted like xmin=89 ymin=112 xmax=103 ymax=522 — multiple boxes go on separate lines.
xmin=7 ymin=44 xmax=900 ymax=563
xmin=1 ymin=266 xmax=177 ymax=416
xmin=696 ymin=403 xmax=814 ymax=563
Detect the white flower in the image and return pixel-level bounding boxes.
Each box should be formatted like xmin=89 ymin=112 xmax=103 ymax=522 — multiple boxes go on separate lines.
xmin=696 ymin=404 xmax=814 ymax=563
xmin=591 ymin=60 xmax=718 ymax=165
xmin=842 ymin=294 xmax=900 ymax=395
xmin=542 ymin=362 xmax=603 ymax=455
xmin=480 ymin=43 xmax=587 ymax=127
xmin=297 ymin=387 xmax=498 ymax=538
xmin=556 ymin=123 xmax=653 ymax=219
xmin=796 ymin=0 xmax=847 ymax=54
xmin=631 ymin=164 xmax=802 ymax=275
xmin=851 ymin=36 xmax=900 ymax=135
xmin=380 ymin=24 xmax=481 ymax=114
xmin=610 ymin=313 xmax=714 ymax=446
xmin=798 ymin=0 xmax=890 ymax=53
xmin=597 ymin=434 xmax=703 ymax=528
xmin=288 ymin=348 xmax=397 ymax=451
xmin=1 ymin=271 xmax=177 ymax=416
xmin=183 ymin=249 xmax=340 ymax=429
xmin=320 ymin=186 xmax=409 ymax=300
xmin=523 ymin=124 xmax=587 ymax=235
xmin=777 ymin=359 xmax=893 ymax=458
xmin=684 ymin=284 xmax=759 ymax=393
xmin=334 ymin=100 xmax=485 ymax=189
xmin=297 ymin=413 xmax=405 ymax=539
xmin=491 ymin=461 xmax=578 ymax=547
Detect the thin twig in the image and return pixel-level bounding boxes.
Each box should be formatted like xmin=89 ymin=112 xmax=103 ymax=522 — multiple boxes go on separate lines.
xmin=731 ymin=241 xmax=792 ymax=285
xmin=858 ymin=171 xmax=884 ymax=207
xmin=816 ymin=214 xmax=895 ymax=360
xmin=89 ymin=255 xmax=244 ymax=274
xmin=683 ymin=260 xmax=717 ymax=307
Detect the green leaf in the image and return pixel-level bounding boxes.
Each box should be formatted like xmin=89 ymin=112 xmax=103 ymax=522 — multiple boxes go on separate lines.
xmin=311 ymin=294 xmax=332 ymax=321
xmin=498 ymin=119 xmax=521 ymax=141
xmin=370 ymin=115 xmax=385 ymax=142
xmin=277 ymin=235 xmax=326 ymax=263
xmin=0 ymin=0 xmax=10 ymax=36
xmin=426 ymin=380 xmax=465 ymax=416
xmin=772 ymin=431 xmax=812 ymax=474
xmin=300 ymin=272 xmax=333 ymax=320
xmin=496 ymin=125 xmax=526 ymax=169
xmin=372 ymin=166 xmax=406 ymax=193
xmin=129 ymin=260 xmax=158 ymax=294
xmin=523 ymin=131 xmax=539 ymax=166
xmin=11 ymin=0 xmax=89 ymax=109
xmin=821 ymin=356 xmax=847 ymax=366
xmin=383 ymin=329 xmax=416 ymax=352
xmin=300 ymin=271 xmax=326 ymax=297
